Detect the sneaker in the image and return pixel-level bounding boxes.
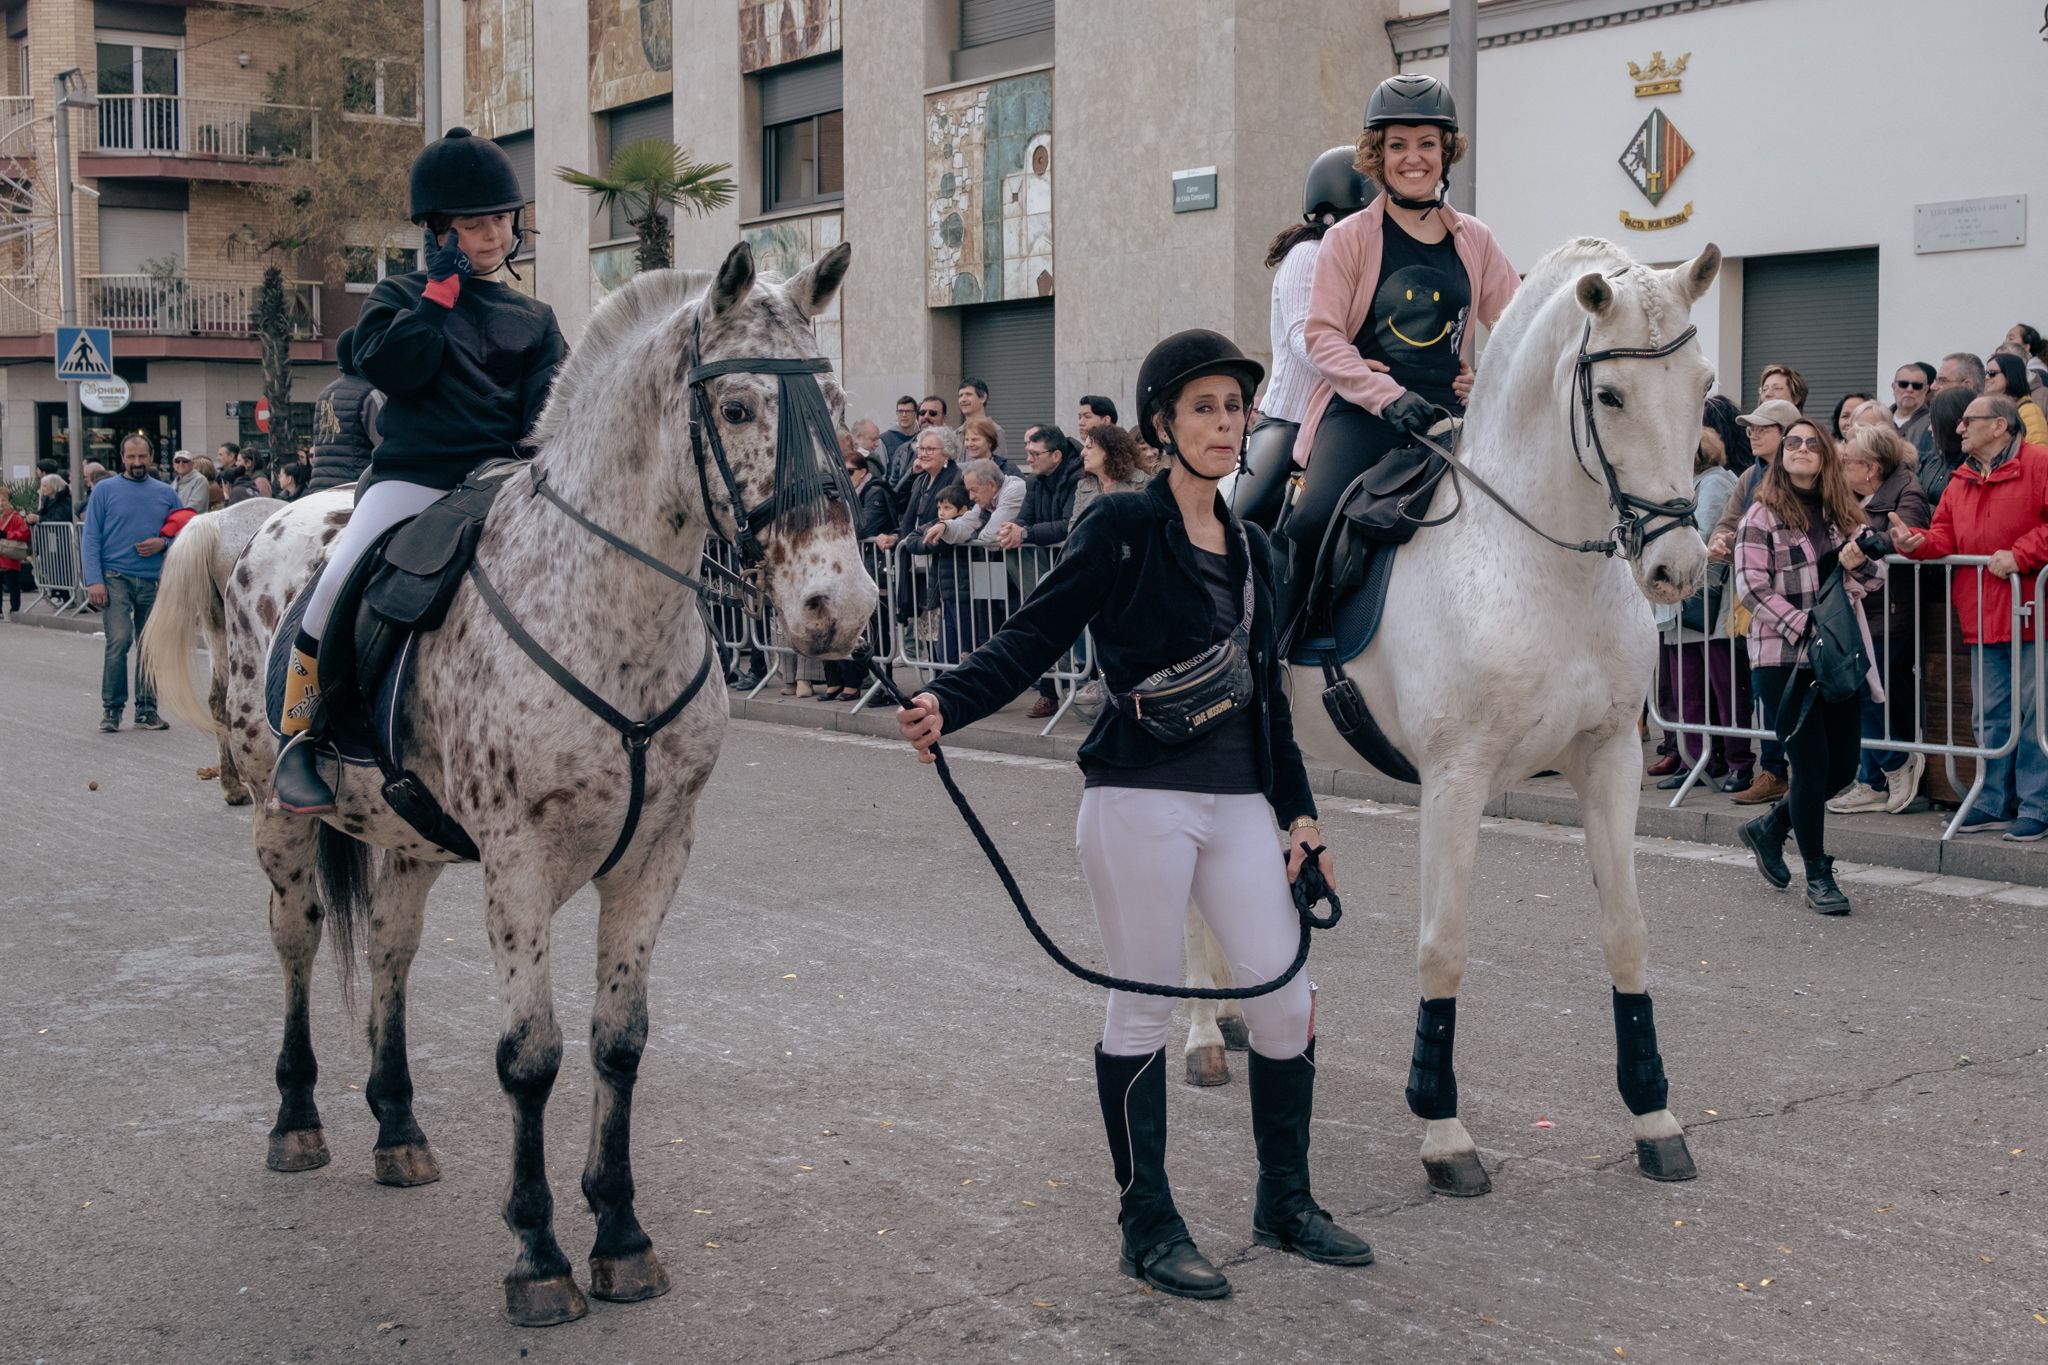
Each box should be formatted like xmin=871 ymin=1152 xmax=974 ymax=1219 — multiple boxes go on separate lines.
xmin=2002 ymin=817 xmax=2048 ymax=843
xmin=1826 ymin=783 xmax=1889 ymax=815
xmin=1072 ymin=680 xmax=1107 ymax=720
xmin=1883 ymin=752 xmax=1927 ymax=814
xmin=1955 ymin=807 xmax=2011 ymax=835
xmin=1729 ymin=770 xmax=1789 ymax=805
xmin=1716 ymin=767 xmax=1754 ymax=794
xmin=99 ymin=708 xmax=121 ymax=733
xmin=132 ymin=711 xmax=169 ymax=731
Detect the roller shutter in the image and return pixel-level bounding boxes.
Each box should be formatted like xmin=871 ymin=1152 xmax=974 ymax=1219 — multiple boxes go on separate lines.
xmin=1740 ymin=248 xmax=1879 ymax=423
xmin=960 ymin=300 xmax=1055 ymax=442
xmin=759 ymin=57 xmax=842 ymax=126
xmin=960 ymin=0 xmax=1054 ymax=49
xmin=493 ymin=131 xmax=535 ymax=204
xmin=600 ymin=99 xmax=675 ymax=240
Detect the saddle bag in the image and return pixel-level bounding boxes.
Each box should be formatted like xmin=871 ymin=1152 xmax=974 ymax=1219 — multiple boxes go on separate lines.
xmin=1324 ymin=439 xmax=1452 ymax=605
xmin=364 ymin=464 xmax=516 ymax=632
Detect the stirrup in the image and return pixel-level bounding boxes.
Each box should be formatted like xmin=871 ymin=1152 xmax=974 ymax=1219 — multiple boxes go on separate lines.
xmin=273 ymin=732 xmax=337 ymax=815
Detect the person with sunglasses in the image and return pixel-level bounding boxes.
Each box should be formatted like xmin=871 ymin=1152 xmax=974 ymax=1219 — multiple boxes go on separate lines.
xmin=1890 ymin=363 xmax=1935 ymax=451
xmin=1733 ymin=419 xmax=1884 ymax=914
xmin=1890 ymin=396 xmax=2048 ymax=841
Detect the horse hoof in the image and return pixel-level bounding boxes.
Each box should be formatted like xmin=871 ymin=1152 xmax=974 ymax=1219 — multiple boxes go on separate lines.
xmin=503 ymin=1274 xmax=588 ymax=1327
xmin=590 ymin=1249 xmax=672 ymax=1303
xmin=373 ymin=1141 xmax=442 ymax=1187
xmin=266 ymin=1128 xmax=331 ymax=1173
xmin=1424 ymin=1152 xmax=1493 ymax=1197
xmin=1183 ymin=1044 xmax=1231 ymax=1087
xmin=1217 ymin=1016 xmax=1250 ymax=1051
xmin=223 ymin=789 xmax=252 ymax=807
xmin=1635 ymin=1135 xmax=1698 ymax=1182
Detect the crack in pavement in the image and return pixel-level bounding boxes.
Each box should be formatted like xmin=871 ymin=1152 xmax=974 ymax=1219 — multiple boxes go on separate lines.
xmin=791 ymin=1272 xmax=1068 ymax=1363
xmin=1683 ymin=1042 xmax=2047 ymax=1134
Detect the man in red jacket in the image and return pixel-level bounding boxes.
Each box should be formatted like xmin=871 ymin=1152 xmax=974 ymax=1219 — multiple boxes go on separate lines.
xmin=1891 ymin=396 xmax=2048 ymax=839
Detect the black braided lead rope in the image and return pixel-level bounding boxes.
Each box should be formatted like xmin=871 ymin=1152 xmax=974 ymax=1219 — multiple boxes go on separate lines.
xmin=855 ymin=645 xmax=1340 ymax=1000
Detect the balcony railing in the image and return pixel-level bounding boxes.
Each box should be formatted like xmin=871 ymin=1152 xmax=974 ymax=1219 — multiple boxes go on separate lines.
xmin=80 ymin=273 xmax=322 ymax=340
xmin=0 ymin=96 xmax=35 ymax=156
xmin=90 ymin=95 xmax=318 ymax=163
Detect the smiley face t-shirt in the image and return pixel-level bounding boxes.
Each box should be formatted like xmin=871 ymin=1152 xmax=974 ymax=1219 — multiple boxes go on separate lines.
xmin=1352 ymin=216 xmax=1471 ymax=410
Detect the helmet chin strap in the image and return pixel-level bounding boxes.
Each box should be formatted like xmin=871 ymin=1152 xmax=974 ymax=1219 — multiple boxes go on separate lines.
xmin=1160 ymin=420 xmax=1246 ymax=484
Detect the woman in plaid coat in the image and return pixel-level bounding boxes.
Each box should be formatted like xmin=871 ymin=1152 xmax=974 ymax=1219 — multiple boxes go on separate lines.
xmin=1733 ymin=417 xmax=1884 ymax=914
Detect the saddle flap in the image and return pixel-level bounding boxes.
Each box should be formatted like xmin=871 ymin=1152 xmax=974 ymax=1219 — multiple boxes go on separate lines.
xmin=363 ymin=466 xmax=514 ymax=633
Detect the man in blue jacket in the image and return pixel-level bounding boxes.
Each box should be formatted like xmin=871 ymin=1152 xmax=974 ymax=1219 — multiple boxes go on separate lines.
xmin=83 ymin=434 xmax=182 ymax=731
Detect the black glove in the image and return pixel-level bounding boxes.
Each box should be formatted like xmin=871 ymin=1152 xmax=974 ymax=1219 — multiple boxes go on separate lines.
xmin=1382 ymin=391 xmax=1446 ymax=438
xmin=421 ymin=227 xmax=471 ymax=308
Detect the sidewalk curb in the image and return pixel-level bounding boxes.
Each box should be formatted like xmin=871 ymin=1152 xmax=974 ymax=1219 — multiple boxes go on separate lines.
xmin=6 ymin=609 xmax=103 ymax=636
xmin=730 ymin=692 xmax=2048 ymax=892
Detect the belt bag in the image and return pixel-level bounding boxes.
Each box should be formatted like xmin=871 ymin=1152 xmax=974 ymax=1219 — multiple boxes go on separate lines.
xmin=1111 ymin=528 xmax=1255 ymax=745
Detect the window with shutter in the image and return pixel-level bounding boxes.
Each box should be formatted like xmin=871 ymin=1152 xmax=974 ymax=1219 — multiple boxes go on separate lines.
xmin=602 ymin=99 xmax=675 ymax=240
xmin=758 ymin=57 xmax=842 ymax=213
xmin=1739 ymin=249 xmax=1879 ymax=424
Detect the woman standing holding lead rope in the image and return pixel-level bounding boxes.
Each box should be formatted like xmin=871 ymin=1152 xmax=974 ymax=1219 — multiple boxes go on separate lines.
xmin=894 ymin=330 xmax=1372 ymax=1300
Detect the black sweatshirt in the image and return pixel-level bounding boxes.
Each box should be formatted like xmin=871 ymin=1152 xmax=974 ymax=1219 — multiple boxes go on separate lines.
xmin=351 ymin=273 xmax=568 ymax=491
xmin=924 ymin=474 xmax=1317 ymax=827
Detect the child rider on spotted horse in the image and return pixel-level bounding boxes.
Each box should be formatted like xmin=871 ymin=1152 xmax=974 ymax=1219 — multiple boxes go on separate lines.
xmin=273 ymin=127 xmax=568 ymax=814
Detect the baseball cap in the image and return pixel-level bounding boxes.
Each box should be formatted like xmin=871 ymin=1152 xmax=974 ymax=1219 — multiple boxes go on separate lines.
xmin=1737 ymin=399 xmax=1801 ymax=429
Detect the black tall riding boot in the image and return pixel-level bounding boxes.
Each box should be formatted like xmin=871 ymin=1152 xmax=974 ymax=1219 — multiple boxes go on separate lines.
xmin=273 ymin=734 xmax=337 ymax=815
xmin=1248 ymin=1042 xmax=1374 ymax=1266
xmin=1738 ymin=801 xmax=1792 ymax=891
xmin=1093 ymin=1046 xmax=1229 ymax=1299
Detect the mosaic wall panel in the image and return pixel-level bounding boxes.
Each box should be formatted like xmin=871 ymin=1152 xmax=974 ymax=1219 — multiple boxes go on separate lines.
xmin=924 ymin=71 xmax=1052 ymax=308
xmin=463 ymin=0 xmax=534 ymax=137
xmin=742 ymin=211 xmax=843 ymax=371
xmin=738 ymin=0 xmax=840 ymax=74
xmin=591 ymin=0 xmax=672 ymax=112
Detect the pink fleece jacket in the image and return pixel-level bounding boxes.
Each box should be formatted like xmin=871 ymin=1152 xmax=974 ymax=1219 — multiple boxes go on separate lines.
xmin=1291 ymin=197 xmax=1521 ymax=466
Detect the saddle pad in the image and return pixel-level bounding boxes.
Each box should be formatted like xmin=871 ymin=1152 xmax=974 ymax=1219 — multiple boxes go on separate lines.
xmin=265 ymin=588 xmax=415 ymax=770
xmin=1289 ymin=540 xmax=1400 ymax=669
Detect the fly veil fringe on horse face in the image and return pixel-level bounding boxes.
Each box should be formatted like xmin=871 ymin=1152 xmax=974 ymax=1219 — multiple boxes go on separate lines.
xmin=1184 ymin=237 xmax=1721 ymax=1195
xmin=140 ymin=240 xmax=876 ymax=1326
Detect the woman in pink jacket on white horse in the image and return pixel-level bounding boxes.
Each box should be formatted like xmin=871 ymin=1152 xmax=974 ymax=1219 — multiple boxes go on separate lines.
xmin=1273 ymin=73 xmax=1522 ymax=636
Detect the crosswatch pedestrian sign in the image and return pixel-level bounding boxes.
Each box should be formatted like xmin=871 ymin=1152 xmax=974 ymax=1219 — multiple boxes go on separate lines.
xmin=55 ymin=326 xmax=115 ymax=382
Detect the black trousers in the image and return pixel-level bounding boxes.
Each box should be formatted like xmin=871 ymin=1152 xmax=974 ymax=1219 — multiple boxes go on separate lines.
xmin=1754 ymin=664 xmax=1862 ymax=863
xmin=0 ymin=566 xmax=20 ymax=613
xmin=1231 ymin=416 xmax=1299 ymax=532
xmin=1281 ymin=397 xmax=1418 ymax=553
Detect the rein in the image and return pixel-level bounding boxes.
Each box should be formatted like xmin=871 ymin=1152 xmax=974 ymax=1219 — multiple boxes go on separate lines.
xmin=1408 ymin=314 xmax=1701 ymax=561
xmin=855 ymin=645 xmax=1343 ymax=1000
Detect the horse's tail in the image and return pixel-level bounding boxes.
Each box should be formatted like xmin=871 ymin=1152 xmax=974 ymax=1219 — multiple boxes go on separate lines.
xmin=139 ymin=514 xmax=227 ymax=735
xmin=314 ymin=822 xmax=378 ymax=1015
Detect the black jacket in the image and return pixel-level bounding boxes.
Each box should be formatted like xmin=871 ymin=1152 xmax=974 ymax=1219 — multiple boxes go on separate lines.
xmin=352 ymin=273 xmax=567 ymax=491
xmin=1017 ymin=451 xmax=1083 ymax=545
xmin=38 ymin=491 xmax=73 ymax=523
xmin=926 ymin=475 xmax=1317 ymax=825
xmin=304 ymin=371 xmax=380 ymax=495
xmin=895 ymin=462 xmax=960 ymax=542
xmin=852 ymin=475 xmax=896 ymax=540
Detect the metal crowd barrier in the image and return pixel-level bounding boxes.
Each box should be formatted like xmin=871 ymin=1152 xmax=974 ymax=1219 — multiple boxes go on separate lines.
xmin=26 ymin=521 xmax=91 ymax=617
xmin=720 ymin=528 xmax=1095 ymax=737
xmin=1648 ymin=554 xmax=2024 ymax=839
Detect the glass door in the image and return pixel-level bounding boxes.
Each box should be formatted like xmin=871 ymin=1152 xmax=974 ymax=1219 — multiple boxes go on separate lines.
xmin=95 ymin=39 xmax=183 ymax=154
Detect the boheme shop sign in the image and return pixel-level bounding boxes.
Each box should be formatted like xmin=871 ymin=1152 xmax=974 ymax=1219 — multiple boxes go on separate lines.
xmin=1617 ymin=52 xmax=1693 ymax=232
xmin=1913 ymin=196 xmax=2027 ymax=254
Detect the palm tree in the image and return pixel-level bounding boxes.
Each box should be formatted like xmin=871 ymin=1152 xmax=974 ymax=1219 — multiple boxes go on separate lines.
xmin=557 ymin=140 xmax=736 ymax=272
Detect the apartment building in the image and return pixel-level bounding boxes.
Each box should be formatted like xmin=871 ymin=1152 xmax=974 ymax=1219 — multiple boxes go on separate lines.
xmin=0 ymin=0 xmax=413 ymax=479
xmin=441 ymin=0 xmax=1395 ymax=437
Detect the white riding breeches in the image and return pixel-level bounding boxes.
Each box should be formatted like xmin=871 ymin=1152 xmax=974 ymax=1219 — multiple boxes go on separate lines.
xmin=1076 ymin=786 xmax=1312 ymax=1060
xmin=299 ymin=479 xmax=446 ymax=640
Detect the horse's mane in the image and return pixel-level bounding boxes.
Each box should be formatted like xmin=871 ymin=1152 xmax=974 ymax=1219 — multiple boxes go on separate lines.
xmin=529 ymin=267 xmax=714 ymax=448
xmin=1473 ymin=236 xmax=1684 ymax=415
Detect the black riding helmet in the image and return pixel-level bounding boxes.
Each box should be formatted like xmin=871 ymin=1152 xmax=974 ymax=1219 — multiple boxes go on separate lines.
xmin=409 ymin=127 xmax=526 ymax=222
xmin=1303 ymin=145 xmax=1374 ymax=222
xmin=1364 ymin=73 xmax=1459 ymax=131
xmin=1135 ymin=330 xmax=1264 ymax=478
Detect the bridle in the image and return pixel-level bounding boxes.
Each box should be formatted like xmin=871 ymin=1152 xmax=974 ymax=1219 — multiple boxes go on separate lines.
xmin=1406 ymin=307 xmax=1701 ymax=562
xmin=1568 ymin=314 xmax=1702 ymax=560
xmin=524 ymin=310 xmax=855 ymax=611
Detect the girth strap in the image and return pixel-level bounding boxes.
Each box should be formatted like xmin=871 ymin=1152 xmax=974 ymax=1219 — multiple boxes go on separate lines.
xmin=467 ymin=560 xmax=714 ymax=878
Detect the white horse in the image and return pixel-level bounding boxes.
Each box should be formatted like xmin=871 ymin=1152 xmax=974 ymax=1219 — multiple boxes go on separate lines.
xmin=1188 ymin=237 xmax=1720 ymax=1195
xmin=142 ymin=242 xmax=877 ymax=1323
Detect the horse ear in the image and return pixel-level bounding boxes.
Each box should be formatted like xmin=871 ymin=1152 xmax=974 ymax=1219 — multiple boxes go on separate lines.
xmin=1672 ymin=242 xmax=1722 ymax=304
xmin=710 ymin=241 xmax=755 ymax=317
xmin=788 ymin=241 xmax=852 ymax=320
xmin=1574 ymin=272 xmax=1614 ymax=318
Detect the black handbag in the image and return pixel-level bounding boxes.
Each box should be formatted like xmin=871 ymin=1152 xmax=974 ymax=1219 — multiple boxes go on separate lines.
xmin=1776 ymin=553 xmax=1869 ymax=738
xmin=1110 ymin=527 xmax=1255 ymax=745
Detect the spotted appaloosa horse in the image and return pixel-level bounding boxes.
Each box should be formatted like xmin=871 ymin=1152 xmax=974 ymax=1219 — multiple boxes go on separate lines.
xmin=142 ymin=242 xmax=876 ymax=1325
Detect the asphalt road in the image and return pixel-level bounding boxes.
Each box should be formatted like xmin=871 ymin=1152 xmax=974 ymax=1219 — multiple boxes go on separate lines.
xmin=4 ymin=624 xmax=2045 ymax=1365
